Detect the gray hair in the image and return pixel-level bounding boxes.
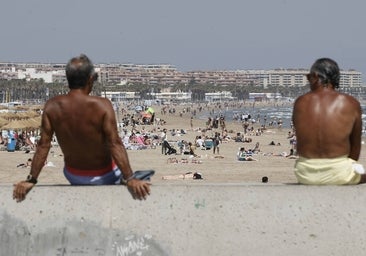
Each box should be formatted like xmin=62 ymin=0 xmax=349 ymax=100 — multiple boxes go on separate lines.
xmin=65 ymin=54 xmax=97 ymax=89
xmin=310 ymin=58 xmax=340 ymax=89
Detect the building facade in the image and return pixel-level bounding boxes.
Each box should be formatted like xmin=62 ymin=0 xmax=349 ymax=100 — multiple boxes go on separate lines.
xmin=0 ymin=62 xmax=363 ymax=88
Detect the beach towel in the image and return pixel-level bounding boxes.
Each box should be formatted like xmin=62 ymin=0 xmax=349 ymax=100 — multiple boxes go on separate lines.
xmin=294 ymin=156 xmax=362 ymax=185
xmin=132 ymin=170 xmax=155 ymax=181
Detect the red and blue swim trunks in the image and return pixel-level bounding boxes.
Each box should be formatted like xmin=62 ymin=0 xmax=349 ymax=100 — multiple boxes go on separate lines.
xmin=63 ymin=161 xmax=121 ymax=185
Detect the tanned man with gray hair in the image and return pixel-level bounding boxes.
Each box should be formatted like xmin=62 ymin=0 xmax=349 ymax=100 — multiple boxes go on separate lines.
xmin=293 ymin=58 xmax=366 ymax=184
xmin=13 ymin=54 xmax=151 ymax=202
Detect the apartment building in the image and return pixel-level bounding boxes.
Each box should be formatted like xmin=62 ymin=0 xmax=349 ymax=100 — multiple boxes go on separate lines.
xmin=0 ymin=62 xmax=363 ymax=88
xmin=185 ymin=70 xmax=267 ymax=87
xmin=97 ymin=63 xmax=179 ymax=85
xmin=0 ymin=62 xmax=66 ymax=83
xmin=268 ymin=69 xmax=362 ymax=88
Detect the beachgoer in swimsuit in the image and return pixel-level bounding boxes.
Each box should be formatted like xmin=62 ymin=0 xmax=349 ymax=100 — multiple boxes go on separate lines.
xmin=237 ymin=147 xmax=257 ymax=161
xmin=13 ymin=54 xmax=151 ymax=202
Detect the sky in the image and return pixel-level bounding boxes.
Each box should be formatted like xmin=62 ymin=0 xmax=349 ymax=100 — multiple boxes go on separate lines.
xmin=1 ymin=0 xmax=366 ymax=78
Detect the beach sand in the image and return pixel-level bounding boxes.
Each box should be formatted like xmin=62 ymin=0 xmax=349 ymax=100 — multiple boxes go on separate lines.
xmin=3 ymin=103 xmax=366 ymax=256
xmin=2 ymin=103 xmax=366 ymax=186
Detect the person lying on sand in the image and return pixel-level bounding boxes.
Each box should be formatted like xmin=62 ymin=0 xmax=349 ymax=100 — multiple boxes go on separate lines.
xmin=162 ymin=172 xmax=203 ymax=180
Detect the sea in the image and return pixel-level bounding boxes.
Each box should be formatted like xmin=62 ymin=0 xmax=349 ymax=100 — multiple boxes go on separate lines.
xmin=200 ymin=105 xmax=293 ymax=128
xmin=199 ymin=104 xmax=366 ymax=134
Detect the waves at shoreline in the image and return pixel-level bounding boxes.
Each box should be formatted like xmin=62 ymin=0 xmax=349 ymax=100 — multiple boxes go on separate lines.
xmin=199 ymin=103 xmax=366 ymax=132
xmin=198 ymin=105 xmax=294 ymax=129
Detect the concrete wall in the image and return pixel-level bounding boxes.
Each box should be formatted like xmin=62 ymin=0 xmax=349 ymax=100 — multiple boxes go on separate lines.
xmin=1 ymin=183 xmax=366 ymax=256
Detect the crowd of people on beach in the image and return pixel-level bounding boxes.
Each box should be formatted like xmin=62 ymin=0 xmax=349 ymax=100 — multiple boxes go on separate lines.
xmin=4 ymin=90 xmax=300 ymax=172
xmin=111 ymin=102 xmax=300 ymax=166
xmin=0 ymin=130 xmax=38 ymax=151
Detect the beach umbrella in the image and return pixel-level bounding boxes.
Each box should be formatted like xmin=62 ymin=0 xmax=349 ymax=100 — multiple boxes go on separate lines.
xmin=1 ymin=120 xmax=29 ymax=130
xmin=17 ymin=111 xmax=40 ymax=119
xmin=0 ymin=112 xmax=18 ymax=120
xmin=0 ymin=117 xmax=9 ymax=127
xmin=24 ymin=116 xmax=41 ymax=128
xmin=0 ymin=106 xmax=41 ymax=119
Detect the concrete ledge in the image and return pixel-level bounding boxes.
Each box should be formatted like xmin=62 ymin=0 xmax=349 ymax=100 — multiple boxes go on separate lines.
xmin=1 ymin=183 xmax=366 ymax=256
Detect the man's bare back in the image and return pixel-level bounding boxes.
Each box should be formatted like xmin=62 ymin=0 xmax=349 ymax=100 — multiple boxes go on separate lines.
xmin=292 ymin=58 xmax=365 ymax=185
xmin=293 ymin=87 xmax=362 ymax=160
xmin=44 ymin=91 xmax=118 ymax=169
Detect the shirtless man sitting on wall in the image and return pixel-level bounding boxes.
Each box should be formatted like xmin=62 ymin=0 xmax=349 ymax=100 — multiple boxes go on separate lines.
xmin=293 ymin=57 xmax=366 ymax=185
xmin=13 ymin=54 xmax=151 ymax=202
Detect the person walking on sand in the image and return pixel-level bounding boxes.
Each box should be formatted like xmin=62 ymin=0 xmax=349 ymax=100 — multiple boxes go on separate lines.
xmin=13 ymin=54 xmax=151 ymax=202
xmin=293 ymin=58 xmax=366 ymax=185
xmin=161 ymin=128 xmax=168 ymax=154
xmin=213 ymin=132 xmax=221 ymax=154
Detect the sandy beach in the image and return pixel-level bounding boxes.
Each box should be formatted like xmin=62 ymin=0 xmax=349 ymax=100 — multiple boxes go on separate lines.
xmin=2 ymin=102 xmax=366 ymax=186
xmin=3 ymin=102 xmax=366 ymax=256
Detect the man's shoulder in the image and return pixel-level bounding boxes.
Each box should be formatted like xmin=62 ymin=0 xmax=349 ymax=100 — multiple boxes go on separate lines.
xmin=45 ymin=94 xmax=112 ymax=113
xmin=88 ymin=95 xmax=112 ymax=105
xmin=295 ymin=91 xmax=313 ymax=101
xmin=339 ymin=92 xmax=360 ymax=105
xmin=74 ymin=95 xmax=113 ymax=110
xmin=44 ymin=95 xmax=67 ymax=108
xmin=47 ymin=94 xmax=66 ymax=102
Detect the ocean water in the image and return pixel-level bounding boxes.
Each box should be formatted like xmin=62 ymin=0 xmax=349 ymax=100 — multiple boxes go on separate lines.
xmin=199 ymin=105 xmax=294 ymax=129
xmin=200 ymin=105 xmax=366 ymax=133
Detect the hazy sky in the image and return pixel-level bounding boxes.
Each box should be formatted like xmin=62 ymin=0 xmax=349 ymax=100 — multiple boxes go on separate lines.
xmin=1 ymin=0 xmax=365 ymax=76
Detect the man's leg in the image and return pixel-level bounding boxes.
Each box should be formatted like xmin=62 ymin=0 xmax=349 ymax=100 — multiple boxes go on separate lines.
xmin=162 ymin=142 xmax=166 ymax=154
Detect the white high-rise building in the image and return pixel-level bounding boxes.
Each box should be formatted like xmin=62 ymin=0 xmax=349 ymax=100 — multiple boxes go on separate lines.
xmin=268 ymin=69 xmax=362 ymax=88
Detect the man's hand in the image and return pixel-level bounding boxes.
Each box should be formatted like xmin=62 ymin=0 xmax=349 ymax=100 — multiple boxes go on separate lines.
xmin=13 ymin=181 xmax=35 ymax=203
xmin=126 ymin=179 xmax=151 ymax=200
